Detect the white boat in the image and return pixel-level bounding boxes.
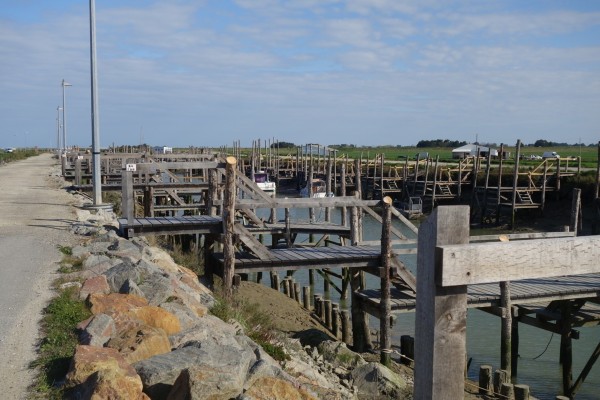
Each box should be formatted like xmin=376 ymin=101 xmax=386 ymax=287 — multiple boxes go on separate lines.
xmin=253 ymin=171 xmax=276 ymax=195
xmin=300 ymin=179 xmax=333 ymax=198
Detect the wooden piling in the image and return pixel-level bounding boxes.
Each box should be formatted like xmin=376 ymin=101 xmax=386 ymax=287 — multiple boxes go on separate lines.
xmin=500 ymin=382 xmax=515 ymax=400
xmin=400 ymin=335 xmax=415 ymax=368
xmin=500 ymin=281 xmax=512 ymax=377
xmin=332 ymin=304 xmax=340 ymax=339
xmin=294 ymin=282 xmax=301 ymax=304
xmin=514 ymin=384 xmax=530 ymax=400
xmin=380 ymin=196 xmax=393 ymax=367
xmin=324 ymin=299 xmax=332 ymax=330
xmin=341 ymin=310 xmax=351 ymax=345
xmin=302 ymin=286 xmax=310 ymax=310
xmin=222 ymin=156 xmax=237 ymax=297
xmin=478 ymin=365 xmax=493 ymax=395
xmin=494 ymin=369 xmax=509 ymax=394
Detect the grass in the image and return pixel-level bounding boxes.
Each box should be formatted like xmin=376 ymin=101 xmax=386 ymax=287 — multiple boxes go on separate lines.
xmin=0 ymin=148 xmax=41 ymax=164
xmin=30 ymin=287 xmax=91 ymax=399
xmin=56 ymin=246 xmax=85 ymax=274
xmin=210 ymin=286 xmax=289 ymax=362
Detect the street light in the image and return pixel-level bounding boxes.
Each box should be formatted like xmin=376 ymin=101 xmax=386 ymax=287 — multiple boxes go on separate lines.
xmin=90 ymin=0 xmax=102 ymax=205
xmin=61 ymin=79 xmax=72 ymax=153
xmin=56 ymin=106 xmax=62 ymax=152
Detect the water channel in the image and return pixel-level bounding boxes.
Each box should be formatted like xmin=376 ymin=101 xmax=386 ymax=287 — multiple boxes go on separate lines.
xmin=253 ymin=203 xmax=599 ymax=399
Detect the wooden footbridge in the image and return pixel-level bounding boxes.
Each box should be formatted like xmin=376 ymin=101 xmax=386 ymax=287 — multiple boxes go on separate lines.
xmin=86 ymin=148 xmax=600 ymax=398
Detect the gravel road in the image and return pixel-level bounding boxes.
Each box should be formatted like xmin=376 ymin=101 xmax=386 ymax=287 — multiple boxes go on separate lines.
xmin=0 ymin=153 xmax=78 ymax=398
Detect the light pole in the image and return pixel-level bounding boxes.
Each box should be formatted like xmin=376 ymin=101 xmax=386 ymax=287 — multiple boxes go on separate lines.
xmin=56 ymin=106 xmax=62 ymax=152
xmin=61 ymin=79 xmax=72 ymax=153
xmin=90 ymin=0 xmax=102 ymax=205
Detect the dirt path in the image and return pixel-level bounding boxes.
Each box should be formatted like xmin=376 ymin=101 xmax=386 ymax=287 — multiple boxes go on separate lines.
xmin=0 ymin=153 xmax=78 ymax=397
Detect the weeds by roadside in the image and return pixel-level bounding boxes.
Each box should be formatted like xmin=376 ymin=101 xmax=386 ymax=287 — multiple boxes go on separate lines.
xmin=30 ymin=287 xmax=91 ymax=399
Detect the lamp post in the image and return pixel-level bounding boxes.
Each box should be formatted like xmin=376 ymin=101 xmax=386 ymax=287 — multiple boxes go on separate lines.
xmin=61 ymin=79 xmax=72 ymax=154
xmin=56 ymin=106 xmax=62 ymax=152
xmin=90 ymin=0 xmax=102 ymax=205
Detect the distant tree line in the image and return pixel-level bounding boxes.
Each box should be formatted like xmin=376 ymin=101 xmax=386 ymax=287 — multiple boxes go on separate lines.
xmin=270 ymin=141 xmax=296 ymax=148
xmin=416 ymin=139 xmax=467 ymax=148
xmin=527 ymin=139 xmax=595 ymax=147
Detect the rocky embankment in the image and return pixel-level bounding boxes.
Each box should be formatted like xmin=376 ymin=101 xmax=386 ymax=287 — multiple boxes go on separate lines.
xmin=56 ymin=203 xmax=410 ymax=399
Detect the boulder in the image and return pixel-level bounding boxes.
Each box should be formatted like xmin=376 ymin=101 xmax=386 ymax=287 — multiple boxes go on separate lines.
xmin=317 ymin=340 xmax=366 ymax=369
xmin=137 ymin=271 xmax=174 ymax=306
xmin=87 ymin=293 xmax=148 ymax=315
xmin=79 ymin=313 xmax=116 ymax=347
xmin=168 ymin=315 xmax=238 ymax=349
xmin=159 ymin=301 xmax=203 ymax=331
xmin=107 ymin=326 xmax=171 ymax=364
xmin=166 ymin=365 xmax=245 ymax=400
xmin=135 ymin=334 xmax=256 ymax=399
xmin=103 ymin=259 xmax=160 ymax=293
xmin=65 ymin=345 xmax=142 ymax=388
xmin=77 ymin=368 xmax=149 ymax=400
xmin=350 ymin=362 xmax=407 ymax=399
xmin=120 ymin=278 xmax=146 ymax=298
xmin=242 ymin=376 xmax=317 ymax=400
xmin=79 ymin=275 xmax=111 ymax=300
xmin=126 ymin=306 xmax=181 ymax=336
xmin=107 ymin=238 xmax=143 ymax=260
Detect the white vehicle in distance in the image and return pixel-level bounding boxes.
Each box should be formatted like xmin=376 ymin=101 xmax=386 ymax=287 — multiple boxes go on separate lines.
xmin=542 ymin=151 xmax=560 ymax=159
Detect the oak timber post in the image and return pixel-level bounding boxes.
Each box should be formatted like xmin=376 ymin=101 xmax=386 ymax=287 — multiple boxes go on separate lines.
xmin=380 ymin=196 xmax=393 ymax=367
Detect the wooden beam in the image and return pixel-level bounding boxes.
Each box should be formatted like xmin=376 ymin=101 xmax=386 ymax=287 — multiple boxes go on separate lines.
xmin=414 ymin=206 xmax=470 ymax=399
xmin=437 ymin=235 xmax=600 ymax=286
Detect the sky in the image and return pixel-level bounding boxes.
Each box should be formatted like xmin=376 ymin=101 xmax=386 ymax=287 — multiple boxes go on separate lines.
xmin=1 ymin=0 xmax=600 ymax=149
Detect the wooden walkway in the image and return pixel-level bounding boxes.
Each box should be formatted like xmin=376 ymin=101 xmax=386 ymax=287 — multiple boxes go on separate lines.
xmin=356 ymin=273 xmax=600 ymax=318
xmin=212 ymin=245 xmax=381 ymax=274
xmin=118 ymin=215 xmax=222 ymax=238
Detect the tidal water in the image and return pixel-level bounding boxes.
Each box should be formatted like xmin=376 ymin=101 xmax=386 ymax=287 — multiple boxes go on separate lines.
xmin=254 ymin=205 xmax=600 ymax=399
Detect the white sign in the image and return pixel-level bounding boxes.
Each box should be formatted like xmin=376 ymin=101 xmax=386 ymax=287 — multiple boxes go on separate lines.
xmin=126 ymin=164 xmax=137 ymax=172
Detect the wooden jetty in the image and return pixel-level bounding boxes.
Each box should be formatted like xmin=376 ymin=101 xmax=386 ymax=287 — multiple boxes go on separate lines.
xmin=72 ymin=142 xmax=600 ymax=398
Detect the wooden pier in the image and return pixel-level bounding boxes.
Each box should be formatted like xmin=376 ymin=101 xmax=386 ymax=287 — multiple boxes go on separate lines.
xmin=74 ymin=143 xmax=600 ymax=398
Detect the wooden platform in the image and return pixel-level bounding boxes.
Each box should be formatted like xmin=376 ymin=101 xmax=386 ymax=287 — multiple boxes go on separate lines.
xmin=355 ymin=273 xmax=600 ymax=317
xmin=212 ymin=245 xmax=382 ymax=274
xmin=118 ymin=215 xmax=222 ymax=238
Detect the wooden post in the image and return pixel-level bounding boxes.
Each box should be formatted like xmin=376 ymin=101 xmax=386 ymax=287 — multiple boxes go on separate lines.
xmin=325 ymin=158 xmax=332 ymax=221
xmin=380 ymin=196 xmax=393 ymax=367
xmin=75 ymin=158 xmax=82 ymax=186
xmin=496 ymin=143 xmax=504 ymax=224
xmin=294 ymin=282 xmax=301 ymax=304
xmin=494 ymin=369 xmax=509 ymax=394
xmin=302 ymin=286 xmax=310 ymax=310
xmin=207 ymin=168 xmax=217 ymax=217
xmin=478 ymin=365 xmax=493 ymax=395
xmin=414 ymin=206 xmax=469 ymax=399
xmin=514 ymin=384 xmax=530 ymax=400
xmin=121 ymin=169 xmax=134 ymax=236
xmin=324 ymin=300 xmax=332 ymax=330
xmin=341 ymin=310 xmax=351 ymax=345
xmin=273 ymin=273 xmax=280 ymax=292
xmin=500 ymin=382 xmax=515 ymax=399
xmin=332 ymin=304 xmax=340 ymax=339
xmin=400 ymin=335 xmax=415 ymax=367
xmin=222 ymin=156 xmax=237 ymax=297
xmin=570 ymin=188 xmax=582 ymax=235
xmin=560 ymin=301 xmax=573 ymax=397
xmin=500 ymin=281 xmax=512 ymax=376
xmin=511 ymin=306 xmax=520 ymax=381
xmin=511 ymin=140 xmax=522 ymax=229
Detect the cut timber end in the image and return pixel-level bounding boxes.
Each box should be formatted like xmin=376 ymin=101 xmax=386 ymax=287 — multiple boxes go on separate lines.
xmin=382 ymin=196 xmax=393 ymax=205
xmin=226 ymin=156 xmax=237 ymax=165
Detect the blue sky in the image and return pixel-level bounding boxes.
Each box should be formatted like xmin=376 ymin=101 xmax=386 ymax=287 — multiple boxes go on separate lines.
xmin=1 ymin=0 xmax=599 ymax=149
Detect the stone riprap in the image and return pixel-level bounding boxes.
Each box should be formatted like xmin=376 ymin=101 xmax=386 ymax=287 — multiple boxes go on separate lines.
xmin=58 ymin=206 xmax=408 ymax=399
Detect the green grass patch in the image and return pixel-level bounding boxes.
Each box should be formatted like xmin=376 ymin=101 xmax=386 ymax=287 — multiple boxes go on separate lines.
xmin=30 ymin=287 xmax=91 ymax=398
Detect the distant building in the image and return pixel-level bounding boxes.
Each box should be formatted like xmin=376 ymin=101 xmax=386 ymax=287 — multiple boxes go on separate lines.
xmin=153 ymin=146 xmax=173 ymax=154
xmin=452 ymin=144 xmax=499 ymax=159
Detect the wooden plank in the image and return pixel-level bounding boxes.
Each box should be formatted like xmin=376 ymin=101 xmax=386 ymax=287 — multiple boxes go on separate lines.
xmin=414 ymin=206 xmax=470 ymax=399
xmin=438 ymin=235 xmax=600 ymax=287
xmin=234 ymin=197 xmax=380 ymax=209
xmin=233 ymin=224 xmax=273 ymax=261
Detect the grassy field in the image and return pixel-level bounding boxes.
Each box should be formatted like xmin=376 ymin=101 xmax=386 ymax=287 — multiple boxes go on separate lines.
xmin=327 ymin=145 xmax=598 ymax=168
xmin=0 ymin=148 xmax=43 ymax=164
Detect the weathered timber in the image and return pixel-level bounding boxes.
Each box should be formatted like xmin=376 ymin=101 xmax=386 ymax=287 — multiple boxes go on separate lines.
xmin=437 ymin=235 xmax=600 ymax=286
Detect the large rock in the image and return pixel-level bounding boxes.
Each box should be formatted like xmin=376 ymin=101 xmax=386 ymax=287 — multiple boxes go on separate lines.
xmin=107 ymin=238 xmax=143 ymax=260
xmin=166 ymin=365 xmax=245 ymax=400
xmin=135 ymin=334 xmax=256 ymax=399
xmin=159 ymin=301 xmax=203 ymax=331
xmin=103 ymin=259 xmax=161 ymax=293
xmin=79 ymin=275 xmax=111 ymax=300
xmin=169 ymin=314 xmax=237 ymax=349
xmin=78 ymin=313 xmax=116 ymax=347
xmin=242 ymin=376 xmax=318 ymax=400
xmin=87 ymin=293 xmax=148 ymax=315
xmin=78 ymin=368 xmax=149 ymax=400
xmin=317 ymin=340 xmax=366 ymax=369
xmin=127 ymin=306 xmax=181 ymax=336
xmin=350 ymin=362 xmax=407 ymax=399
xmin=65 ymin=345 xmax=142 ymax=389
xmin=107 ymin=326 xmax=171 ymax=364
xmin=120 ymin=278 xmax=146 ymax=298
